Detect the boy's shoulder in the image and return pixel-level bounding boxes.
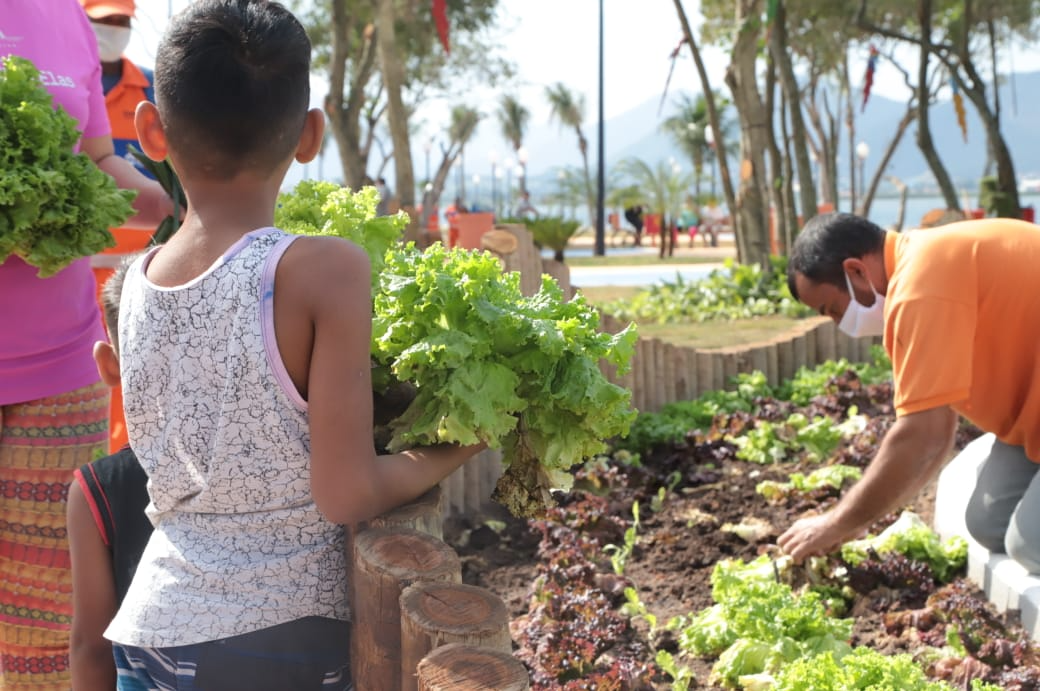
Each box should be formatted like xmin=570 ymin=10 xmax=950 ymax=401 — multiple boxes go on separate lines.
xmin=277 ymin=232 xmax=371 ymax=284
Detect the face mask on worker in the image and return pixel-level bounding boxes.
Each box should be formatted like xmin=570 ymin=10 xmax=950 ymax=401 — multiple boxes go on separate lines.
xmin=91 ymin=24 xmax=131 ymax=62
xmin=837 ymin=271 xmax=886 ymax=338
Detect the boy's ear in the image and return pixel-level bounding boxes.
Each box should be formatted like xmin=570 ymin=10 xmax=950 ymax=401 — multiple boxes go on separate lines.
xmin=92 ymin=341 xmax=121 ymax=387
xmin=134 ymin=101 xmax=169 ymax=162
xmin=294 ymin=108 xmax=325 ymax=164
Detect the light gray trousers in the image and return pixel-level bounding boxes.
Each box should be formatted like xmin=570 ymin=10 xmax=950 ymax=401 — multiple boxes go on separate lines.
xmin=964 ymin=437 xmax=1040 ymax=574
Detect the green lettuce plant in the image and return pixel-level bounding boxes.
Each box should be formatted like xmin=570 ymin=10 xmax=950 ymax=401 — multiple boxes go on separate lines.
xmin=1 ymin=56 xmax=134 ymax=276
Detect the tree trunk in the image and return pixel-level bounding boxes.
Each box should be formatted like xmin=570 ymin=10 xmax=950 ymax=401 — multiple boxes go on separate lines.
xmin=915 ymin=0 xmax=961 ymax=210
xmin=400 ymin=583 xmax=511 ymax=691
xmin=416 ymin=643 xmax=529 ymax=691
xmin=944 ymin=58 xmax=1021 ymax=216
xmin=351 ymin=527 xmax=461 ymax=691
xmin=778 ymin=88 xmax=800 ymax=252
xmin=672 ymin=0 xmax=741 ymax=260
xmin=764 ymin=53 xmax=789 ymax=256
xmin=769 ymin=0 xmax=818 ymax=228
xmin=326 ymin=0 xmax=377 ymax=189
xmin=843 ymin=55 xmax=857 ymax=214
xmin=577 ymin=133 xmax=596 ymax=230
xmin=860 ymin=108 xmax=915 ymax=218
xmin=374 ymin=0 xmax=419 ymax=241
xmin=804 ymin=73 xmax=837 ymax=208
xmin=888 ymin=176 xmax=909 ymax=231
xmin=724 ymin=0 xmax=771 ymax=267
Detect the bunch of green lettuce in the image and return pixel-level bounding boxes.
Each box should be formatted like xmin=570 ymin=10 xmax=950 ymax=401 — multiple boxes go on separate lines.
xmin=771 ymin=648 xmax=957 ymax=690
xmin=841 ymin=511 xmax=968 ymax=582
xmin=756 ymin=464 xmax=863 ymax=503
xmin=1 ymin=56 xmax=134 ymax=277
xmin=373 ymin=243 xmax=638 ymax=517
xmin=275 ymin=180 xmax=408 ymax=291
xmin=732 ymin=412 xmax=851 ymax=465
xmin=276 ymin=181 xmax=638 ymax=518
xmin=667 ymin=555 xmax=853 ymax=688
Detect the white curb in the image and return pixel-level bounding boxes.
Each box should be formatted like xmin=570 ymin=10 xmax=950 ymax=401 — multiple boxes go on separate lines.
xmin=934 ymin=433 xmax=1040 ymax=640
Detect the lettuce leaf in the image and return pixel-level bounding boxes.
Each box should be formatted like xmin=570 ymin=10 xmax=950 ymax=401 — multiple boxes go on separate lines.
xmin=276 ymin=182 xmax=638 ymax=517
xmin=1 ymin=56 xmax=133 ymax=277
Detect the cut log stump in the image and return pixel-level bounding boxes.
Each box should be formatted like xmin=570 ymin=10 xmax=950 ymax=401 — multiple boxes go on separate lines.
xmin=416 ymin=643 xmax=529 ymax=691
xmin=400 ymin=582 xmax=511 ymax=691
xmin=351 ymin=527 xmax=461 ymax=691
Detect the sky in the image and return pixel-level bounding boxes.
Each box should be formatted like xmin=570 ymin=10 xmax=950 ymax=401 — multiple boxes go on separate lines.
xmin=127 ymin=1 xmax=722 ymax=122
xmin=125 ymin=1 xmax=1040 ymax=182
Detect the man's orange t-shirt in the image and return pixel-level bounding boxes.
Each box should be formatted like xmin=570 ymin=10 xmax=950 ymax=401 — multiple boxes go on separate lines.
xmin=883 ymin=219 xmax=1040 ymax=461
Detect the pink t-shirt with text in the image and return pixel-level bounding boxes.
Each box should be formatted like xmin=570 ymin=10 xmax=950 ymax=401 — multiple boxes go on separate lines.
xmin=1 ymin=0 xmax=110 ymax=405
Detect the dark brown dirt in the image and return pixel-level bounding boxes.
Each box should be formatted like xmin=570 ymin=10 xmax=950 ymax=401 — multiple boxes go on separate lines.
xmin=442 ymin=396 xmax=1035 ymax=689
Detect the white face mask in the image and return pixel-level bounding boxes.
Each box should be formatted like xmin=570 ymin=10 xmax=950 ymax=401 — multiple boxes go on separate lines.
xmin=837 ymin=271 xmax=886 ymax=338
xmin=91 ymin=24 xmax=132 ymax=62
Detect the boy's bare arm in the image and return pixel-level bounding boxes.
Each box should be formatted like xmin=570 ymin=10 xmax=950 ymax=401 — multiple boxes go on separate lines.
xmin=279 ymin=238 xmax=483 ymax=526
xmin=67 ymin=480 xmax=119 ymax=691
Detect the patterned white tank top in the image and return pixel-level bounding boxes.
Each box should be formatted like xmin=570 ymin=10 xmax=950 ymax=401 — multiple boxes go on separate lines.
xmin=106 ymin=228 xmax=348 ymax=648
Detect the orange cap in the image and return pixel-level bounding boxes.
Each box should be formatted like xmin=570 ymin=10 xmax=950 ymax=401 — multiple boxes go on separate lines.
xmin=80 ymin=0 xmax=136 ymax=19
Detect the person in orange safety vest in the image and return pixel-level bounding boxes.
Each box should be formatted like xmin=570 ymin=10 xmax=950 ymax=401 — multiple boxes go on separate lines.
xmin=81 ymin=0 xmax=155 ymax=452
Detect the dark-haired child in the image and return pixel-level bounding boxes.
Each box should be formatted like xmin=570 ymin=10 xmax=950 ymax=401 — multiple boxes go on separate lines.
xmin=67 ymin=259 xmax=151 ymax=691
xmin=103 ymin=2 xmax=484 ymax=689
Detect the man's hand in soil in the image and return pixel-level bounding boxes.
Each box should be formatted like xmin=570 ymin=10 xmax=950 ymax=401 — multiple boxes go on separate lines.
xmin=777 ymin=512 xmax=860 ymax=562
xmin=779 ymin=407 xmax=959 ymax=562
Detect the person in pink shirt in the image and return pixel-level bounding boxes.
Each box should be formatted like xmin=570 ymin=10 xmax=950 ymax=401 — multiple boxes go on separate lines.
xmin=0 ymin=2 xmax=170 ymax=688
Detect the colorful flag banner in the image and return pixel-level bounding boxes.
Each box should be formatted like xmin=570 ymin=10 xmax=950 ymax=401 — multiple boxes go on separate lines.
xmin=861 ymin=44 xmax=879 ymax=112
xmin=433 ymin=0 xmax=450 ymax=54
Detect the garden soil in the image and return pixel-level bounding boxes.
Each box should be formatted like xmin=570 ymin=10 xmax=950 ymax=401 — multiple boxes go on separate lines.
xmin=443 ymin=403 xmax=1038 ymax=689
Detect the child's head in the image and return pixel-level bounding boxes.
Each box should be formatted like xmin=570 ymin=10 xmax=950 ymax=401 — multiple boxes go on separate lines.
xmin=146 ymin=0 xmax=316 ymax=181
xmin=94 ymin=258 xmax=136 ymax=386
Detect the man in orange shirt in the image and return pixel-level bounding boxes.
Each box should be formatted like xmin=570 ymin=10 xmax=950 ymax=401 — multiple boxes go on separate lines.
xmin=778 ymin=213 xmax=1040 ymax=574
xmin=81 ymin=0 xmax=155 ymax=452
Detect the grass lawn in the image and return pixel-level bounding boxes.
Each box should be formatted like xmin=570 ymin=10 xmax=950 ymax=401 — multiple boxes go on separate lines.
xmin=577 ymin=285 xmax=808 ymax=350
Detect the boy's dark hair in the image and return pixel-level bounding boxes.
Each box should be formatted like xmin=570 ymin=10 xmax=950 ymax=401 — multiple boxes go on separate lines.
xmin=101 ymin=257 xmax=139 ymax=355
xmin=154 ymin=0 xmax=311 ymax=180
xmin=787 ymin=213 xmax=886 ymax=300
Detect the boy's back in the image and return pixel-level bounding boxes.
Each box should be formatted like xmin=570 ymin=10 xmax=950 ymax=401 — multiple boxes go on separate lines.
xmin=110 ymin=228 xmax=348 ymax=646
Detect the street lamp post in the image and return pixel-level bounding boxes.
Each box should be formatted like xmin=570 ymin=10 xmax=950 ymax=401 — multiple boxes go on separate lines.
xmin=452 ymin=157 xmax=463 ymax=207
xmin=424 ymin=138 xmax=433 ymax=184
xmin=705 ymin=126 xmax=717 ymax=199
xmin=472 ymin=174 xmax=481 ymax=211
xmin=503 ymin=157 xmax=514 ymax=215
xmin=595 ymin=0 xmax=605 ymax=256
xmin=489 ymin=150 xmax=499 ymax=218
xmin=855 ymin=141 xmax=870 ymax=213
xmin=517 ymin=146 xmax=529 ymax=196
xmin=557 ymin=169 xmax=567 ymax=217
xmin=512 ymin=163 xmax=523 ymax=215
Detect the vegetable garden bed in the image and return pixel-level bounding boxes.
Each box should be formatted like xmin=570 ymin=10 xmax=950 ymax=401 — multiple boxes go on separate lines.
xmin=446 ymin=359 xmax=1040 ymax=690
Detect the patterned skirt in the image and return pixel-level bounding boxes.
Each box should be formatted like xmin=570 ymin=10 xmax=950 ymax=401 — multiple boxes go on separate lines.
xmin=0 ymin=382 xmax=109 ymax=690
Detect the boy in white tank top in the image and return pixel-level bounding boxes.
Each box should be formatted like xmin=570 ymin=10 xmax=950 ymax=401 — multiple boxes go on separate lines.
xmin=103 ymin=2 xmax=485 ymax=688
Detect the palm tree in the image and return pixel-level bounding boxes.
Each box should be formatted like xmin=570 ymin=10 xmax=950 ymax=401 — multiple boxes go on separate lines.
xmin=613 ymin=157 xmax=694 ymax=258
xmin=420 ymin=105 xmax=481 ymax=236
xmin=661 ymin=91 xmax=734 ymax=203
xmin=661 ymin=93 xmax=710 ymax=199
xmin=545 ymin=82 xmax=595 ymax=229
xmin=497 ymin=95 xmax=530 ymax=196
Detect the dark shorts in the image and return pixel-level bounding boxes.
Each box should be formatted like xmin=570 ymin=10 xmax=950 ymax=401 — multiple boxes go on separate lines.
xmin=114 ymin=617 xmax=353 ymax=691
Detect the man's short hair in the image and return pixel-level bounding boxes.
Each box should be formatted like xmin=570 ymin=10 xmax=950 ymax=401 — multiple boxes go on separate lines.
xmin=154 ymin=0 xmax=311 ymax=180
xmin=787 ymin=213 xmax=886 ymax=300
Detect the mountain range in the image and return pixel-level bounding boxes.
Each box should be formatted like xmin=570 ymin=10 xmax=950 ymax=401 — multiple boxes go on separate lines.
xmin=291 ymin=71 xmax=1040 ymax=199
xmin=497 ymin=70 xmax=1040 ymax=197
